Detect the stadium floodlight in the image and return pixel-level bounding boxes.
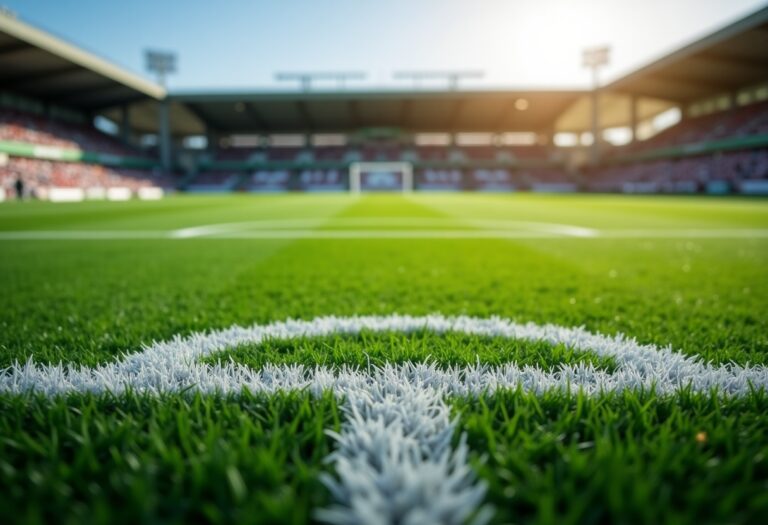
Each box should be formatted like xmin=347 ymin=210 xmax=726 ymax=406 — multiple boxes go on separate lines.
xmin=392 ymin=71 xmax=484 ymax=90
xmin=582 ymin=45 xmax=610 ymax=166
xmin=275 ymin=72 xmax=367 ymax=91
xmin=144 ymin=50 xmax=177 ymax=87
xmin=582 ymin=46 xmax=610 ymax=69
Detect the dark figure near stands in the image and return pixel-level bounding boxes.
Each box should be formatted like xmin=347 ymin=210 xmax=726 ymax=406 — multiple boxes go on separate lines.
xmin=14 ymin=177 xmax=24 ymax=200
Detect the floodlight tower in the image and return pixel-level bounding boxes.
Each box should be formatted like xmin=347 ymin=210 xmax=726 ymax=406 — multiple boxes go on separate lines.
xmin=392 ymin=71 xmax=485 ymax=90
xmin=145 ymin=50 xmax=177 ymax=171
xmin=582 ymin=46 xmax=610 ymax=166
xmin=145 ymin=50 xmax=177 ymax=88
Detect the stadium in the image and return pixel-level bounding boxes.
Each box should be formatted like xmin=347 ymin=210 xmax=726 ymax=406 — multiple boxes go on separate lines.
xmin=0 ymin=2 xmax=767 ymax=524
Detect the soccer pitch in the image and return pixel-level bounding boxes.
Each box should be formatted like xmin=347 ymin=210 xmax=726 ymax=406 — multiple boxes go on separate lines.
xmin=0 ymin=193 xmax=767 ymax=524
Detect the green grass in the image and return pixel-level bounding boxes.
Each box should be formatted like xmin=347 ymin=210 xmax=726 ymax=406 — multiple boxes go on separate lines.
xmin=1 ymin=193 xmax=767 ymax=524
xmin=201 ymin=331 xmax=618 ymax=371
xmin=0 ymin=392 xmax=341 ymax=525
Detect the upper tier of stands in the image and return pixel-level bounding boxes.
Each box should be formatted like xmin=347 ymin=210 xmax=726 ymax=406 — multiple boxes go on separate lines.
xmin=617 ymin=100 xmax=768 ymax=154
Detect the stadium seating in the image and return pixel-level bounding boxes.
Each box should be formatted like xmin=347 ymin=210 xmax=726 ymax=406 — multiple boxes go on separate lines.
xmin=616 ymin=101 xmax=768 ymax=154
xmin=0 ymin=108 xmax=146 ymax=158
xmin=185 ymin=171 xmax=241 ymax=192
xmin=0 ymin=107 xmax=169 ymax=198
xmin=0 ymin=157 xmax=170 ymax=198
xmin=593 ymin=101 xmax=768 ymax=193
xmin=588 ymin=149 xmax=768 ymax=193
xmin=213 ymin=144 xmax=555 ymax=164
xmin=247 ymin=170 xmax=291 ymax=192
xmin=417 ymin=169 xmax=463 ymax=190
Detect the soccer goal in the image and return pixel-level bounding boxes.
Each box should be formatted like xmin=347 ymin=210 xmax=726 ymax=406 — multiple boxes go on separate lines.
xmin=348 ymin=162 xmax=413 ymax=193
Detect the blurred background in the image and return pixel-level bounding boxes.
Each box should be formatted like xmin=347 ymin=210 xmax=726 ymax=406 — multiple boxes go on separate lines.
xmin=1 ymin=0 xmax=768 ymax=200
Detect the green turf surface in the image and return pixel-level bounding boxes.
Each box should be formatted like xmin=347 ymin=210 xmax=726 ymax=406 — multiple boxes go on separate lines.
xmin=1 ymin=193 xmax=767 ymax=524
xmin=201 ymin=331 xmax=618 ymax=371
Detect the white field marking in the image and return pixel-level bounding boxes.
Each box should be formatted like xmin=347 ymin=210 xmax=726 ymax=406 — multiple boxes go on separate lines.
xmin=153 ymin=227 xmax=768 ymax=239
xmin=465 ymin=219 xmax=598 ymax=237
xmin=1 ymin=314 xmax=767 ymax=524
xmin=1 ymin=228 xmax=767 ymax=240
xmin=598 ymin=229 xmax=768 ymax=238
xmin=170 ymin=218 xmax=599 ymax=239
xmin=210 ymin=230 xmax=563 ymax=239
xmin=0 ymin=230 xmax=169 ymax=240
xmin=0 ymin=217 xmax=766 ymax=240
xmin=170 ymin=219 xmax=329 ymax=238
xmin=3 ymin=314 xmax=766 ymax=397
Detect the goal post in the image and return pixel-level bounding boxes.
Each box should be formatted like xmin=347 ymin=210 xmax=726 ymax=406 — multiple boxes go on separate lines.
xmin=348 ymin=162 xmax=413 ymax=193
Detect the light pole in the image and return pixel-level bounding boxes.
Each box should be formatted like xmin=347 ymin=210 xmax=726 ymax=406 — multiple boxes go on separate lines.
xmin=582 ymin=46 xmax=610 ymax=166
xmin=145 ymin=51 xmax=177 ymax=171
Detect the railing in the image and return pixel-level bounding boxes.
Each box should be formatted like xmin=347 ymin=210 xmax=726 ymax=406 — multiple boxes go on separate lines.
xmin=0 ymin=140 xmax=160 ymax=169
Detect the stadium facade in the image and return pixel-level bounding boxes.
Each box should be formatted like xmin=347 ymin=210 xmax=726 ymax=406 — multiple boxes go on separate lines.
xmin=1 ymin=6 xmax=768 ymax=199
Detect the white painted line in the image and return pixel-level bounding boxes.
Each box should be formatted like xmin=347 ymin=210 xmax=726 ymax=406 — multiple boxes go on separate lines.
xmin=211 ymin=230 xmax=561 ymax=239
xmin=2 ymin=314 xmax=765 ymax=397
xmin=598 ymin=229 xmax=768 ymax=238
xmin=0 ymin=230 xmax=168 ymax=240
xmin=1 ymin=217 xmax=766 ymax=240
xmin=171 ymin=217 xmax=598 ymax=237
xmin=2 ymin=314 xmax=765 ymax=524
xmin=2 ymin=228 xmax=767 ymax=240
xmin=466 ymin=219 xmax=598 ymax=238
xmin=316 ymin=375 xmax=491 ymax=525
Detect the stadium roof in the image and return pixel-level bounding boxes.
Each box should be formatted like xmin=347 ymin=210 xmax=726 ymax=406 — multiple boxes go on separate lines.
xmin=6 ymin=5 xmax=768 ymax=136
xmin=0 ymin=10 xmax=164 ymax=109
xmin=606 ymin=5 xmax=768 ymax=102
xmin=169 ymin=89 xmax=585 ymax=134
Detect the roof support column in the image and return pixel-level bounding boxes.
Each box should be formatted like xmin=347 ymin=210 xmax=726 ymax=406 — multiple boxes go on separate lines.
xmin=206 ymin=127 xmax=220 ymax=153
xmin=120 ymin=104 xmax=131 ymax=146
xmin=158 ymin=100 xmax=172 ymax=171
xmin=590 ymin=71 xmax=601 ymax=166
xmin=629 ymin=95 xmax=638 ymax=144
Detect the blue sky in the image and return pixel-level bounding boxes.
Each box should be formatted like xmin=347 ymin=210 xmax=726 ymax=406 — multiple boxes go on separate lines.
xmin=5 ymin=0 xmax=768 ymax=91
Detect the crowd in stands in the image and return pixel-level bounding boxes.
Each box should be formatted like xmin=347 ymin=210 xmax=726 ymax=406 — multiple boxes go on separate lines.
xmin=616 ymin=100 xmax=768 ymax=154
xmin=5 ymin=97 xmax=768 ymax=196
xmin=0 ymin=107 xmax=171 ymax=198
xmin=213 ymin=144 xmax=555 ymax=164
xmin=186 ymin=166 xmax=577 ymax=193
xmin=0 ymin=157 xmax=170 ymax=198
xmin=589 ymin=149 xmax=768 ymax=193
xmin=591 ymin=101 xmax=768 ymax=193
xmin=0 ymin=109 xmax=145 ymax=158
xmin=187 ymin=171 xmax=241 ymax=191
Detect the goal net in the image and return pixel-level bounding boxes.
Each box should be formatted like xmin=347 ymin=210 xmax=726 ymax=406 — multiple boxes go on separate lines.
xmin=348 ymin=162 xmax=413 ymax=193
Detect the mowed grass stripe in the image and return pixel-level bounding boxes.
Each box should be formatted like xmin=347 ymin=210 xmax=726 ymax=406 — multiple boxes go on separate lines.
xmin=0 ymin=196 xmax=766 ymax=368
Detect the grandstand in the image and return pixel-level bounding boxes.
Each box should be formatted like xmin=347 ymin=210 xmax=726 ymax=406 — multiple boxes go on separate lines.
xmin=0 ymin=11 xmax=167 ymax=200
xmin=1 ymin=6 xmax=768 ymax=198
